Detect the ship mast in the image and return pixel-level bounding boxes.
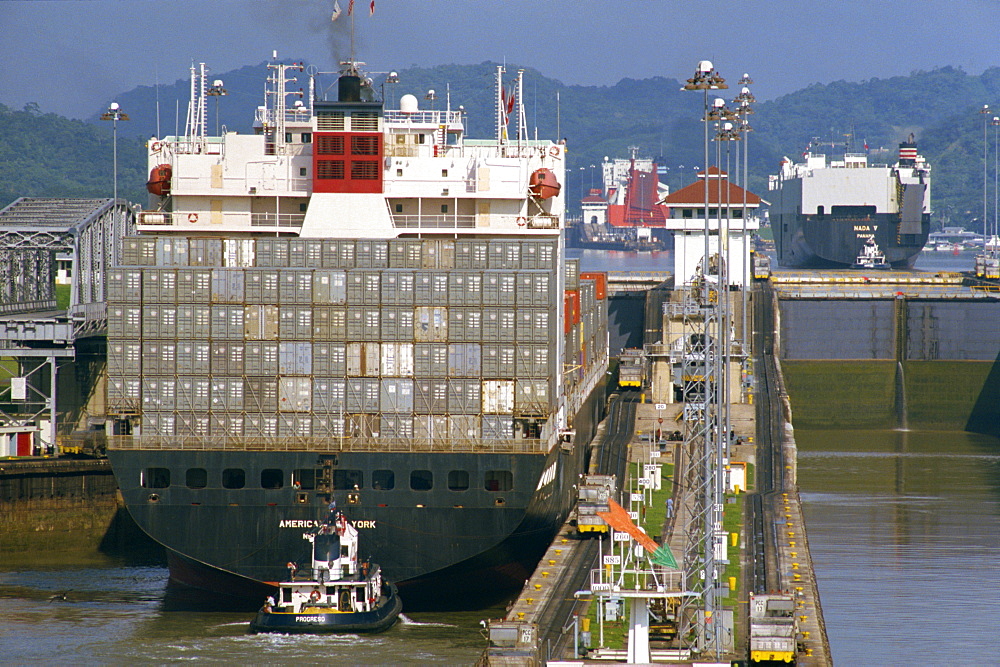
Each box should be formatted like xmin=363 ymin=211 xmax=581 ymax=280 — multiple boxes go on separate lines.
xmin=184 ymin=63 xmax=209 ymax=152
xmin=495 ymin=65 xmax=506 ymax=145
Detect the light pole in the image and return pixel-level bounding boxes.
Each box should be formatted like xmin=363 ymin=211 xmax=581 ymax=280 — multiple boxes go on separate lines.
xmin=715 ymin=119 xmax=740 ymax=464
xmin=380 ymin=71 xmax=400 ymax=107
xmin=101 ymin=101 xmax=130 ymax=206
xmin=735 ymin=75 xmax=754 ymax=354
xmin=206 ymin=79 xmax=227 ymax=136
xmin=981 ymin=104 xmax=991 ymax=236
xmin=993 ymin=116 xmax=1000 ymax=254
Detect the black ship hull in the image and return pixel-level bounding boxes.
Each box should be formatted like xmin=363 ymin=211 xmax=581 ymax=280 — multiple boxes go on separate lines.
xmin=108 ymin=380 xmax=605 ymax=611
xmin=776 ymin=212 xmax=929 ymax=269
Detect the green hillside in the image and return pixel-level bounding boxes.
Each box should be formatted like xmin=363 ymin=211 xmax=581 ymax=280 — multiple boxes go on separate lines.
xmin=4 ymin=62 xmax=1000 ymax=231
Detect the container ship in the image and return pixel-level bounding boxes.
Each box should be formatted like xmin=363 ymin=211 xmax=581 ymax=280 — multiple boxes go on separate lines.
xmin=105 ymin=60 xmax=609 ymax=609
xmin=769 ymin=137 xmax=931 ymax=269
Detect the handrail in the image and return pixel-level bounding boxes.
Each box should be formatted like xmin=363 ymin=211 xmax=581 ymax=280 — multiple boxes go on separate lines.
xmin=108 ymin=434 xmax=544 ymax=454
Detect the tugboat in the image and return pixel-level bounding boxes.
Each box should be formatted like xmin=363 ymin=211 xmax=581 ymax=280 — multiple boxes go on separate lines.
xmin=851 ymin=237 xmax=891 ymax=270
xmin=249 ymin=504 xmax=402 ymax=634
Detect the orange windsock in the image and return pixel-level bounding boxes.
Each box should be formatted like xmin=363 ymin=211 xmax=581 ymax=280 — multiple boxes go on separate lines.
xmin=597 ymin=498 xmax=678 ymax=568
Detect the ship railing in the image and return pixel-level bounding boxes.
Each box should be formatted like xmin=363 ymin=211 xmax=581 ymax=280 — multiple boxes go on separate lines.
xmin=464 ymin=141 xmax=559 ymax=160
xmin=256 ymin=108 xmax=314 ymax=126
xmin=588 ymin=565 xmax=687 ymax=593
xmin=390 ymin=214 xmax=477 ymax=229
xmin=383 ymin=109 xmax=463 ymax=126
xmin=160 ymin=137 xmax=225 ymax=156
xmin=663 ymin=302 xmax=710 ymax=318
xmin=390 ymin=214 xmax=559 ymax=230
xmin=250 ymin=212 xmax=306 ymax=228
xmin=107 ymin=435 xmax=544 ymax=454
xmin=137 ymin=211 xmax=304 ymax=229
xmin=384 ymin=144 xmax=461 ymax=159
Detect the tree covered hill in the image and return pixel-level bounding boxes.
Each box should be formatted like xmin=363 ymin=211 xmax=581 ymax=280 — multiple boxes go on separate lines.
xmin=5 ymin=62 xmax=1000 ymax=230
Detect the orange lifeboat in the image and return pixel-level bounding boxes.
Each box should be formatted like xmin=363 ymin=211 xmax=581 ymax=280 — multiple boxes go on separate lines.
xmin=146 ymin=164 xmax=172 ymax=197
xmin=529 ymin=168 xmax=561 ymax=200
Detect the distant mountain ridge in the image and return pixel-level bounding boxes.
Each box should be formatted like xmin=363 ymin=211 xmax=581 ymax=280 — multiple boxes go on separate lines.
xmin=4 ymin=62 xmax=1000 ymax=229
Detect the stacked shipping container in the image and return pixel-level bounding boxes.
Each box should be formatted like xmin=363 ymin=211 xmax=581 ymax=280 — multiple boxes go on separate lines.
xmin=563 ymin=261 xmax=610 ymax=396
xmin=108 ymin=236 xmax=607 ymax=450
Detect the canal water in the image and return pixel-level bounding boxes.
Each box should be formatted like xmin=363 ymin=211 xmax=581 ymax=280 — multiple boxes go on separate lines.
xmin=0 ymin=560 xmax=495 ymax=663
xmin=797 ymin=429 xmax=1000 ymax=665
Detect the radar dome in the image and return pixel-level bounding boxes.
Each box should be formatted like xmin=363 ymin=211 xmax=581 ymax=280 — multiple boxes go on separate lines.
xmin=399 ymin=94 xmax=419 ymax=113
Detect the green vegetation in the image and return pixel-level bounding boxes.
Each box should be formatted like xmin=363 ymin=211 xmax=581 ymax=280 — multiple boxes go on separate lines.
xmin=6 ymin=63 xmax=1000 ymax=231
xmin=582 ymin=457 xmax=747 ymax=653
xmin=0 ymin=103 xmax=147 ymax=208
xmin=55 ymin=284 xmax=71 ymax=310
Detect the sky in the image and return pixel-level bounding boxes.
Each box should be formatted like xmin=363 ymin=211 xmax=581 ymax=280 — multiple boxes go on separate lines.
xmin=2 ymin=0 xmax=1000 ymax=119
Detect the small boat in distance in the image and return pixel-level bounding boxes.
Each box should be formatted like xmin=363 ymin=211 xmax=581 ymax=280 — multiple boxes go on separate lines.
xmin=852 ymin=237 xmax=891 ymax=270
xmin=249 ymin=504 xmax=402 ymax=634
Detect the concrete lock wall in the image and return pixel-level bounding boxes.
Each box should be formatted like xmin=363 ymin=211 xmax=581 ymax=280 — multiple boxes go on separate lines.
xmin=778 ymin=298 xmax=1000 ymax=434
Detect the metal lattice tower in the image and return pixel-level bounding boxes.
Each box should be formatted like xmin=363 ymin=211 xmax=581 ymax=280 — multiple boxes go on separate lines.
xmin=676 ymin=272 xmax=726 ymax=655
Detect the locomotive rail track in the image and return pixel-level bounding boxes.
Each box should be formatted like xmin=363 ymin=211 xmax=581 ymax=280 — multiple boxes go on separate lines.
xmin=749 ymin=285 xmax=785 ymax=593
xmin=536 ymin=390 xmax=635 ymax=660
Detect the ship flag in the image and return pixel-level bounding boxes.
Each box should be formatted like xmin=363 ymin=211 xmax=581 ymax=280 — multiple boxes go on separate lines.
xmin=331 ymin=0 xmax=342 ymax=21
xmin=596 ymin=498 xmax=679 ymax=568
xmin=864 ymin=138 xmax=870 ymax=150
xmin=348 ymin=0 xmax=354 ymax=15
xmin=370 ymin=0 xmax=375 ymax=15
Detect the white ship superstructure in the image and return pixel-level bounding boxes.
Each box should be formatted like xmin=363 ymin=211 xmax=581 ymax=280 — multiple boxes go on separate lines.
xmin=141 ymin=62 xmax=564 ymax=239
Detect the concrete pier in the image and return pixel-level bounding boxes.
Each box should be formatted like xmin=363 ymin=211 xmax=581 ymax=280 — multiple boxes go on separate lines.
xmin=483 ymin=281 xmax=841 ymax=665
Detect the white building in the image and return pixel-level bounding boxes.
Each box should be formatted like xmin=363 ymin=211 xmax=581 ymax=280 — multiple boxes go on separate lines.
xmin=662 ymin=167 xmax=762 ymax=287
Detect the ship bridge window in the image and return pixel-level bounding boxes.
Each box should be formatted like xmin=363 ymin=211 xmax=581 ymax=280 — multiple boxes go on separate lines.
xmin=410 ymin=469 xmax=433 ymax=491
xmin=261 ymin=468 xmax=284 ymax=489
xmin=447 ymin=470 xmax=469 ymax=491
xmin=484 ymin=470 xmax=513 ymax=492
xmin=317 ymin=135 xmax=345 ymax=155
xmin=351 ymin=112 xmax=379 ymax=132
xmin=318 ymin=160 xmax=345 ymax=179
xmin=141 ymin=468 xmax=171 ymax=489
xmin=285 ymin=132 xmax=293 ymax=143
xmin=351 ymin=161 xmax=380 ymax=180
xmin=682 ymin=209 xmax=693 ymax=219
xmin=372 ymin=470 xmax=395 ymax=490
xmin=293 ymin=468 xmax=317 ymax=490
xmin=351 ymin=136 xmax=379 ymax=155
xmin=416 ymin=134 xmax=426 ymax=144
xmin=817 ymin=205 xmax=825 ymax=216
xmin=302 ymin=132 xmax=312 ymax=143
xmin=222 ymin=468 xmax=246 ymax=489
xmin=333 ymin=469 xmax=363 ymax=490
xmin=317 ymin=111 xmax=345 ymax=131
xmin=186 ymin=468 xmax=207 ymax=489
